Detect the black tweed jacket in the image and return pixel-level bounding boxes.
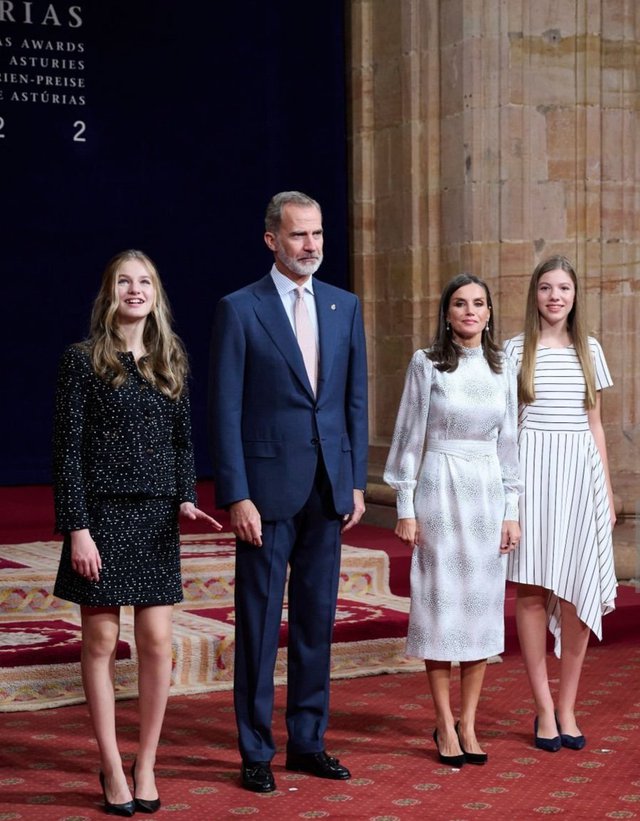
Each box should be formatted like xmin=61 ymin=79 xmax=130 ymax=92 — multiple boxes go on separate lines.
xmin=53 ymin=344 xmax=196 ymax=533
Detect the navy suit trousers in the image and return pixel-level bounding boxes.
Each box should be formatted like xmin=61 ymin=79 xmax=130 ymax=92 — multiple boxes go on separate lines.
xmin=233 ymin=458 xmax=343 ymax=763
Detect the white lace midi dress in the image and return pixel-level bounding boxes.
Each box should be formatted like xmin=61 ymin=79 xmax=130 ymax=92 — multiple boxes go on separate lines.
xmin=384 ymin=347 xmax=522 ymax=662
xmin=504 ymin=335 xmax=617 ymax=656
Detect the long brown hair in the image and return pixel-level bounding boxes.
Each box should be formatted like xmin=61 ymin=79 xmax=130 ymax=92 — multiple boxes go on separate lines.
xmin=519 ymin=255 xmax=596 ymax=408
xmin=428 ymin=273 xmax=503 ymax=373
xmin=87 ymin=250 xmax=188 ymax=400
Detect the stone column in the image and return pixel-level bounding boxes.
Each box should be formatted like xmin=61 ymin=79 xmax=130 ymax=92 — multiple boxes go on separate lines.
xmin=349 ymin=0 xmax=443 ymax=478
xmin=348 ymin=0 xmax=639 ymax=576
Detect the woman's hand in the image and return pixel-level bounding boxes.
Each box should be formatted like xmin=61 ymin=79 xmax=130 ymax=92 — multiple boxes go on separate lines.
xmin=500 ymin=519 xmax=521 ymax=554
xmin=179 ymin=502 xmax=223 ymax=531
xmin=395 ymin=517 xmax=419 ymax=546
xmin=70 ymin=528 xmax=102 ymax=581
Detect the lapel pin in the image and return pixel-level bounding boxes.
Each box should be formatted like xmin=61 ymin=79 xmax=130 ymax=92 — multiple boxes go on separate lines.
xmin=331 ymin=304 xmax=336 ymax=310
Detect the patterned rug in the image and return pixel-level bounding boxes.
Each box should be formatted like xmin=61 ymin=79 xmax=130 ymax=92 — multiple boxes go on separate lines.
xmin=0 ymin=534 xmax=422 ymax=711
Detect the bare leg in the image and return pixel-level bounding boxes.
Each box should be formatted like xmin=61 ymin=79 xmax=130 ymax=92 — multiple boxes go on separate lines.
xmin=458 ymin=659 xmax=487 ymax=754
xmin=425 ymin=660 xmax=462 ymax=757
xmin=80 ymin=606 xmax=132 ymax=805
xmin=515 ymin=583 xmax=557 ymax=738
xmin=132 ymin=604 xmax=174 ymax=800
xmin=556 ymin=600 xmax=589 ymax=737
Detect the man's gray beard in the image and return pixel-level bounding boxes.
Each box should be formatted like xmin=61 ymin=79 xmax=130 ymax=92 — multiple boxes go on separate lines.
xmin=277 ymin=248 xmax=323 ymax=277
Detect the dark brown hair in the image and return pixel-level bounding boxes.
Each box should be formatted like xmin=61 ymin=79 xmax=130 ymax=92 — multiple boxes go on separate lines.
xmin=428 ymin=273 xmax=502 ymax=373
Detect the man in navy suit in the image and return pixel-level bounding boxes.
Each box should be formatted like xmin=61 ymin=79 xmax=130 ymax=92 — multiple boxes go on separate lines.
xmin=210 ymin=191 xmax=368 ymax=792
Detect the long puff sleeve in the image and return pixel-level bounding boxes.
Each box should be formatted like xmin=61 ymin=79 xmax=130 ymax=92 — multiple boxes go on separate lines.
xmin=383 ymin=350 xmax=433 ymax=519
xmin=497 ymin=355 xmax=523 ymax=520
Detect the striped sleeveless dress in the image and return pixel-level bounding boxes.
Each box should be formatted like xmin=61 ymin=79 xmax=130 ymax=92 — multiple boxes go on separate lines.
xmin=504 ymin=334 xmax=617 ymax=656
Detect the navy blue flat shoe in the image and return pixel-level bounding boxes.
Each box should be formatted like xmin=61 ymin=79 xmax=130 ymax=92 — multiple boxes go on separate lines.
xmin=533 ymin=716 xmax=561 ymax=752
xmin=560 ymin=732 xmax=586 ymax=750
xmin=555 ymin=713 xmax=586 ymax=750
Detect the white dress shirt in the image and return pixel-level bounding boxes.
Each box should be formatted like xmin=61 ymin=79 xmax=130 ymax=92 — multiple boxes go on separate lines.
xmin=270 ymin=264 xmax=319 ymax=346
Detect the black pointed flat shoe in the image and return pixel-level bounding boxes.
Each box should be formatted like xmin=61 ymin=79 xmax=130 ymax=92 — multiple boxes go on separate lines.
xmin=455 ymin=721 xmax=488 ymax=765
xmin=99 ymin=771 xmax=135 ymax=817
xmin=131 ymin=760 xmax=161 ymax=814
xmin=432 ymin=728 xmax=465 ymax=768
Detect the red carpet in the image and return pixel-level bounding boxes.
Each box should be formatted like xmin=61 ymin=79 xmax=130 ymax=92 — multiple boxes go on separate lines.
xmin=0 ymin=639 xmax=638 ymax=819
xmin=1 ymin=483 xmax=639 ymax=819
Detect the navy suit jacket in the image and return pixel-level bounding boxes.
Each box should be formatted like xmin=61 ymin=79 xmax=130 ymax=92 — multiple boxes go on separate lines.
xmin=209 ymin=274 xmax=368 ymax=521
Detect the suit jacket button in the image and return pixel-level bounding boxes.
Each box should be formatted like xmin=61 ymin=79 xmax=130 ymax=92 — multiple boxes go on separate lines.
xmin=311 ymin=438 xmax=318 ymax=445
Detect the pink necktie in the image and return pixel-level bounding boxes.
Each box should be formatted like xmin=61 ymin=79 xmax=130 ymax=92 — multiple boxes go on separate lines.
xmin=294 ymin=285 xmax=318 ymax=395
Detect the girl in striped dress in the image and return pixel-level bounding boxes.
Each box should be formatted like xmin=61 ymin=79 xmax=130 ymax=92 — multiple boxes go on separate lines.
xmin=505 ymin=255 xmax=617 ymax=753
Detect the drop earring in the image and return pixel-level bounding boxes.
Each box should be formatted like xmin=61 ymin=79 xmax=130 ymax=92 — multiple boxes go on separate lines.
xmin=446 ymin=321 xmax=451 ymax=332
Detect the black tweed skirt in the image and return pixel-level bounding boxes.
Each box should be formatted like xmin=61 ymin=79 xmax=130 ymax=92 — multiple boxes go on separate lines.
xmin=54 ymin=496 xmax=183 ymax=606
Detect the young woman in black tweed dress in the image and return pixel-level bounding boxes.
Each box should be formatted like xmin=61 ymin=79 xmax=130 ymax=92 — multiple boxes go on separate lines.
xmin=53 ymin=250 xmax=221 ymax=815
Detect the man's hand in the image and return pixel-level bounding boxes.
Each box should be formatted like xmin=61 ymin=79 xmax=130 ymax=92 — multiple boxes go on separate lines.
xmin=230 ymin=499 xmax=263 ymax=546
xmin=341 ymin=489 xmax=365 ymax=533
xmin=70 ymin=528 xmax=102 ymax=581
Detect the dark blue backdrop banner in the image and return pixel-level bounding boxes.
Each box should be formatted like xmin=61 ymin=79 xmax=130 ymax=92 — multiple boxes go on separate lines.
xmin=0 ymin=1 xmax=348 ymax=485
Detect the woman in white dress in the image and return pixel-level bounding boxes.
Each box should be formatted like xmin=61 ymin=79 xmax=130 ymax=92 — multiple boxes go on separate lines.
xmin=504 ymin=256 xmax=617 ymax=752
xmin=385 ymin=274 xmax=521 ymax=767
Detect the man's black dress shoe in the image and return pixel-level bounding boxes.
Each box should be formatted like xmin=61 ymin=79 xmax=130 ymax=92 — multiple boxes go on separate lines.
xmin=241 ymin=761 xmax=276 ymax=793
xmin=285 ymin=751 xmax=351 ymax=780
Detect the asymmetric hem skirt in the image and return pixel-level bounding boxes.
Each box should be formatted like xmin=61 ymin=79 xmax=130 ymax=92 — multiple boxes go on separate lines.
xmin=506 ymin=430 xmax=617 ymax=656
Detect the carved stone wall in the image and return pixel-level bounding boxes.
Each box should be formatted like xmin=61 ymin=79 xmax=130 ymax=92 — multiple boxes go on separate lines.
xmin=348 ymin=0 xmax=639 ymax=577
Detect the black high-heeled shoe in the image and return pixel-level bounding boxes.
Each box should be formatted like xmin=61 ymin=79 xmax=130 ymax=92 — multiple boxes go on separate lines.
xmin=432 ymin=728 xmax=465 ymax=768
xmin=533 ymin=716 xmax=561 ymax=752
xmin=555 ymin=712 xmax=586 ymax=750
xmin=131 ymin=759 xmax=161 ymax=814
xmin=98 ymin=771 xmax=135 ymax=817
xmin=455 ymin=721 xmax=488 ymax=765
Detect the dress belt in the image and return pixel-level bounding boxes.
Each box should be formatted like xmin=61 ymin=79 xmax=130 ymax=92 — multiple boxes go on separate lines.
xmin=426 ymin=439 xmax=497 ymax=460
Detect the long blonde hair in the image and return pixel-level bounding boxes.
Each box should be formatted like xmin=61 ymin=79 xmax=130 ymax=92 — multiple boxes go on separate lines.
xmin=88 ymin=250 xmax=188 ymax=400
xmin=519 ymin=255 xmax=596 ymax=408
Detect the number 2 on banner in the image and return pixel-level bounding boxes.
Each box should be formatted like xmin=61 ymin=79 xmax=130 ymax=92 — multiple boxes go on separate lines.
xmin=0 ymin=117 xmax=5 ymax=139
xmin=73 ymin=120 xmax=86 ymax=142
